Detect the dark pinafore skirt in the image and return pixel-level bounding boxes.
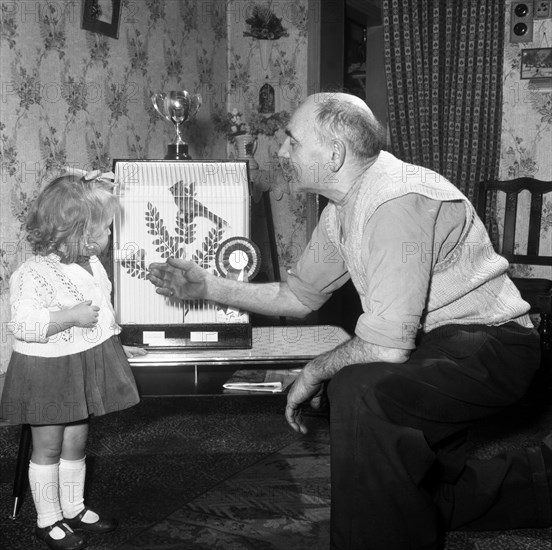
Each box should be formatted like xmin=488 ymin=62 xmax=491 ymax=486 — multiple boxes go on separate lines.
xmin=0 ymin=336 xmax=140 ymax=425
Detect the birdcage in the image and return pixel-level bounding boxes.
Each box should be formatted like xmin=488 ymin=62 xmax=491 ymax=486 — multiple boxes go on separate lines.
xmin=112 ymin=160 xmax=255 ymax=349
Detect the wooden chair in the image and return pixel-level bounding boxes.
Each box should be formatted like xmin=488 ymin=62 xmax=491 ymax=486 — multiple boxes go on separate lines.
xmin=476 ymin=177 xmax=552 ymax=368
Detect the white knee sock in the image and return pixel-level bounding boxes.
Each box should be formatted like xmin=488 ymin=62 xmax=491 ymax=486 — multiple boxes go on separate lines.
xmin=59 ymin=457 xmax=86 ymax=520
xmin=59 ymin=457 xmax=99 ymax=523
xmin=29 ymin=461 xmax=63 ymax=529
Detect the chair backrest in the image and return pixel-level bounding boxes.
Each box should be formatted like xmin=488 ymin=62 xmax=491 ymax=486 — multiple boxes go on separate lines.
xmin=477 ymin=178 xmax=552 ymax=370
xmin=476 ymin=177 xmax=552 ymax=267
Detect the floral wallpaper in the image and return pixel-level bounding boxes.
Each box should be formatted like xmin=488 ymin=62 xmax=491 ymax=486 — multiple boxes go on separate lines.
xmin=500 ymin=8 xmax=552 ymax=281
xmin=224 ymin=1 xmax=310 ymax=283
xmin=3 ymin=0 xmax=548 ymax=380
xmin=0 ymin=0 xmax=310 ymax=376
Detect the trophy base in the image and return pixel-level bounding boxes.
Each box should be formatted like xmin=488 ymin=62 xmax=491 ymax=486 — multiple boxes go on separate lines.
xmin=165 ymin=143 xmax=191 ymax=160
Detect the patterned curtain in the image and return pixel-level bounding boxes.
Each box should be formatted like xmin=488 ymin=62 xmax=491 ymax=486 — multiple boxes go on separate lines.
xmin=383 ymin=0 xmax=505 ymax=203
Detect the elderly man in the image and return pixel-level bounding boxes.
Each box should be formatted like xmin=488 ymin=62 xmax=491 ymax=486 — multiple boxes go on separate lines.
xmin=148 ymin=93 xmax=550 ymax=550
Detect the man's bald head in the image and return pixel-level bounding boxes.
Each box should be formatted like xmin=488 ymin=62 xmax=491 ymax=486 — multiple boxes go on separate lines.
xmin=304 ymin=92 xmax=386 ymax=161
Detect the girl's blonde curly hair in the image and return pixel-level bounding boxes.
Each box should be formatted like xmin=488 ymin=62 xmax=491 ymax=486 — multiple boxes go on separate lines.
xmin=26 ymin=174 xmax=119 ymax=263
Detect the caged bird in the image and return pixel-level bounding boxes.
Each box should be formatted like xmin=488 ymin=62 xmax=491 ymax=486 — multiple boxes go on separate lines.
xmin=169 ymin=180 xmax=229 ymax=229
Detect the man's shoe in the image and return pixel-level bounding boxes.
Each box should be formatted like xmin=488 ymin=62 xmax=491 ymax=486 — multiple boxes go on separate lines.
xmin=64 ymin=507 xmax=118 ymax=534
xmin=35 ymin=521 xmax=86 ymax=550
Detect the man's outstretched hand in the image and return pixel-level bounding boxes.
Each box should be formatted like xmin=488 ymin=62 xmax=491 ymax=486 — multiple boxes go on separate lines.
xmin=147 ymin=258 xmax=209 ymax=300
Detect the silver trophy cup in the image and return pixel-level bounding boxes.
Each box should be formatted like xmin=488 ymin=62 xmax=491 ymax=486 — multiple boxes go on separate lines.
xmin=151 ymin=90 xmax=202 ymax=160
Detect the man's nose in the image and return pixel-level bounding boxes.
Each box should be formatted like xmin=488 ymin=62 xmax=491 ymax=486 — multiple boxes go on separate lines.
xmin=277 ymin=139 xmax=290 ymax=159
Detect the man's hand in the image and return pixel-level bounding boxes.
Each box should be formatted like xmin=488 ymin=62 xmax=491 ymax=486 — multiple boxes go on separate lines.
xmin=285 ymin=365 xmax=324 ymax=435
xmin=147 ymin=258 xmax=209 ymax=300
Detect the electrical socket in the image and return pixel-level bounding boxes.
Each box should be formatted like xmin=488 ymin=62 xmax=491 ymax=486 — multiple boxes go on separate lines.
xmin=534 ymin=0 xmax=552 ymax=18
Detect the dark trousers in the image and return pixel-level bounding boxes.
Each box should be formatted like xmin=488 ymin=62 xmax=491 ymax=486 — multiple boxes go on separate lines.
xmin=327 ymin=322 xmax=549 ymax=550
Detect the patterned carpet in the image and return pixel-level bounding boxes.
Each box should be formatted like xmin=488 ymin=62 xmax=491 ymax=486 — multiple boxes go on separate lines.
xmin=118 ymin=402 xmax=552 ymax=550
xmin=0 ymin=395 xmax=302 ymax=550
xmin=1 ymin=393 xmax=552 ymax=550
xmin=119 ymin=416 xmax=331 ymax=550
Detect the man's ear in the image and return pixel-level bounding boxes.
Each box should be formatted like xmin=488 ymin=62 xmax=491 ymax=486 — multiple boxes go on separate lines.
xmin=329 ymin=139 xmax=346 ymax=172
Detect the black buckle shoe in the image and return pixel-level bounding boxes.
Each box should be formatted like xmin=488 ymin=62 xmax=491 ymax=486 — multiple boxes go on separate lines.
xmin=64 ymin=507 xmax=118 ymax=534
xmin=35 ymin=521 xmax=86 ymax=550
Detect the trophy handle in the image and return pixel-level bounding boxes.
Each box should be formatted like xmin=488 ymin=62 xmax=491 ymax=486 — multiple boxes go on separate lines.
xmin=189 ymin=94 xmax=202 ymax=119
xmin=151 ymin=93 xmax=172 ymax=123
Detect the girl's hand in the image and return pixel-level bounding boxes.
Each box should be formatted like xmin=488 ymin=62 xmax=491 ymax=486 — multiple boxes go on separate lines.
xmin=70 ymin=300 xmax=100 ymax=328
xmin=123 ymin=345 xmax=147 ymax=358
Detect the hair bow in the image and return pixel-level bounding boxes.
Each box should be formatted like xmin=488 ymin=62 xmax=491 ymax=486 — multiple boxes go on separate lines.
xmin=62 ymin=166 xmax=115 ymax=184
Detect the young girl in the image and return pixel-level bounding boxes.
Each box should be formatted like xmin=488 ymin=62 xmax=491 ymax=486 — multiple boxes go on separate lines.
xmin=0 ymin=171 xmax=145 ymax=550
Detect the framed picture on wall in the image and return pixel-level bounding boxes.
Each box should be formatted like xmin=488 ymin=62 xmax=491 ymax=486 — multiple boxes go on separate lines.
xmin=81 ymin=0 xmax=122 ymax=39
xmin=520 ymin=47 xmax=552 ymax=79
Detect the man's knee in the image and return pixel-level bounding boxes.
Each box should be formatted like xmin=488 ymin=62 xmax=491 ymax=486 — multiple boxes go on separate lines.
xmin=328 ymin=362 xmax=393 ymax=409
xmin=328 ymin=363 xmax=365 ymax=402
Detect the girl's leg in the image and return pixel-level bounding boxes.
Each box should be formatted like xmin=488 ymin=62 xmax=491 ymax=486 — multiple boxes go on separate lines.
xmin=59 ymin=421 xmax=89 ymax=521
xmin=60 ymin=420 xmax=88 ymax=460
xmin=30 ymin=425 xmax=65 ymax=527
xmin=59 ymin=420 xmax=117 ymax=533
xmin=30 ymin=425 xmax=86 ymax=549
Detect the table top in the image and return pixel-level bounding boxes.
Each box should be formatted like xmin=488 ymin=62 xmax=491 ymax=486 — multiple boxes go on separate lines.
xmin=128 ymin=325 xmax=350 ymax=366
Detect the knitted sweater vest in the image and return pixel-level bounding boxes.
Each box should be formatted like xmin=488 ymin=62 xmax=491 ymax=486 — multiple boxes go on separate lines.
xmin=323 ymin=152 xmax=531 ymax=336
